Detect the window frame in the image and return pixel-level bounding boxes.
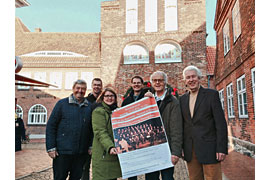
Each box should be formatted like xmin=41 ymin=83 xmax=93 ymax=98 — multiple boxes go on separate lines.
xmin=65 ymin=72 xmax=78 ymax=90
xmin=227 ymin=83 xmax=235 ymax=118
xmin=154 ymin=42 xmax=182 ymax=63
xmin=237 ymin=75 xmax=248 ymax=118
xmin=126 ymin=0 xmax=138 ymax=34
xmin=219 ymin=89 xmax=225 ymax=110
xmin=145 ymin=0 xmax=158 ymax=32
xmin=16 ymin=104 xmax=23 ymax=119
xmin=232 ymin=0 xmax=241 ymax=42
xmin=123 ymin=43 xmax=149 ymax=64
xmin=164 ymin=0 xmax=178 ymax=31
xmin=28 ymin=104 xmax=47 ymax=125
xmin=223 ymin=19 xmax=230 ymax=56
xmin=251 ymin=68 xmax=255 ymax=104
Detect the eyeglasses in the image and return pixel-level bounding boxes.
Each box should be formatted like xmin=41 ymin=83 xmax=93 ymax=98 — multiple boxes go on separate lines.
xmin=104 ymin=95 xmax=115 ymax=98
xmin=152 ymin=79 xmax=164 ymax=83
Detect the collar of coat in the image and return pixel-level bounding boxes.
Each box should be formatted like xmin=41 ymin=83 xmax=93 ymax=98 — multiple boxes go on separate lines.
xmin=156 ymin=88 xmax=173 ymax=114
xmin=69 ymin=94 xmax=89 ymax=107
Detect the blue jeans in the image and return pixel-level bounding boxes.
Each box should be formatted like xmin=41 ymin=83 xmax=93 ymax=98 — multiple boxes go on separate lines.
xmin=145 ymin=167 xmax=174 ymax=180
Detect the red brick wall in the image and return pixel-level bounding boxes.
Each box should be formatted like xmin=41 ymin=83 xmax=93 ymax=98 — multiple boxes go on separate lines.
xmin=16 ymin=88 xmax=60 ymax=135
xmin=214 ymin=0 xmax=255 ymax=144
xmin=101 ymin=0 xmax=208 ymax=101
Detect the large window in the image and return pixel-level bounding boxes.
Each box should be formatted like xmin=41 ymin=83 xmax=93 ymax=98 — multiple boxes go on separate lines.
xmin=123 ymin=44 xmax=149 ymax=64
xmin=165 ymin=0 xmax=178 ymax=31
xmin=81 ymin=72 xmax=93 ymax=90
xmin=65 ymin=72 xmax=78 ymax=90
xmin=155 ymin=42 xmax=181 ymax=63
xmin=219 ymin=89 xmax=225 ymax=110
xmin=223 ymin=19 xmax=230 ymax=55
xmin=145 ymin=0 xmax=157 ymax=32
xmin=50 ymin=72 xmax=62 ymax=90
xmin=251 ymin=68 xmax=255 ymax=103
xmin=126 ymin=0 xmax=138 ymax=33
xmin=16 ymin=105 xmax=23 ymax=119
xmin=232 ymin=0 xmax=241 ymax=42
xmin=28 ymin=104 xmax=47 ymax=125
xmin=227 ymin=83 xmax=235 ymax=118
xmin=34 ymin=72 xmax=46 ymax=90
xmin=237 ymin=75 xmax=248 ymax=118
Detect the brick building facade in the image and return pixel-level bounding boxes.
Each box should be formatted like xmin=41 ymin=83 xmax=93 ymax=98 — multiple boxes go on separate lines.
xmin=214 ymin=0 xmax=255 ymax=152
xmin=16 ymin=0 xmax=208 ymax=138
xmin=100 ymin=0 xmax=207 ymax=96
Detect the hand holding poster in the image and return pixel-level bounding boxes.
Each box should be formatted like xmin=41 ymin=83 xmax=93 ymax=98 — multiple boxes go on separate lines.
xmin=111 ymin=97 xmax=173 ymax=179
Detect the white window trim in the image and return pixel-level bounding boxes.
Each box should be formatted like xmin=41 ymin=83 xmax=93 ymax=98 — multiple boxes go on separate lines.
xmin=232 ymin=0 xmax=241 ymax=42
xmin=251 ymin=68 xmax=255 ymax=104
xmin=16 ymin=104 xmax=23 ymax=119
xmin=165 ymin=0 xmax=178 ymax=31
xmin=227 ymin=83 xmax=235 ymax=118
xmin=155 ymin=42 xmax=182 ymax=63
xmin=28 ymin=104 xmax=47 ymax=125
xmin=34 ymin=72 xmax=46 ymax=90
xmin=223 ymin=19 xmax=230 ymax=56
xmin=145 ymin=0 xmax=158 ymax=32
xmin=126 ymin=0 xmax=138 ymax=34
xmin=65 ymin=72 xmax=78 ymax=90
xmin=237 ymin=75 xmax=248 ymax=118
xmin=123 ymin=43 xmax=149 ymax=64
xmin=49 ymin=72 xmax=62 ymax=90
xmin=219 ymin=89 xmax=225 ymax=110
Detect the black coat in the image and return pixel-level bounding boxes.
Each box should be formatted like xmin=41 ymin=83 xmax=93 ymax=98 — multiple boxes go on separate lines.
xmin=179 ymin=86 xmax=228 ymax=164
xmin=121 ymin=88 xmax=149 ymax=107
xmin=15 ymin=117 xmax=26 ymax=151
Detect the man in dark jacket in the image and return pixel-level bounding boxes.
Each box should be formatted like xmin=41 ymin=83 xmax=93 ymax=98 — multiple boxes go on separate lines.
xmin=46 ymin=79 xmax=93 ymax=180
xmin=121 ymin=75 xmax=147 ymax=180
xmin=179 ymin=65 xmax=228 ymax=180
xmin=145 ymin=71 xmax=183 ymax=180
xmin=122 ymin=75 xmax=147 ymax=107
xmin=82 ymin=78 xmax=102 ymax=180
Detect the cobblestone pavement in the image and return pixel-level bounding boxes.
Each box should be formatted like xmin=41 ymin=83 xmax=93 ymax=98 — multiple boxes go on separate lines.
xmin=16 ymin=142 xmax=254 ymax=180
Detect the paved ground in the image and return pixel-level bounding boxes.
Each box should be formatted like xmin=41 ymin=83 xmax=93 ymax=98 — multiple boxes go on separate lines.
xmin=15 ymin=141 xmax=254 ymax=180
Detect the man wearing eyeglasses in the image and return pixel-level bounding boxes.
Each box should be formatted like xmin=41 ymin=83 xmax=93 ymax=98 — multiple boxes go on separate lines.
xmin=144 ymin=71 xmax=183 ymax=180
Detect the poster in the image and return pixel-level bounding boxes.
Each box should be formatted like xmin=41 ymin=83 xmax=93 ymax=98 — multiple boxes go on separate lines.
xmin=111 ymin=97 xmax=173 ymax=179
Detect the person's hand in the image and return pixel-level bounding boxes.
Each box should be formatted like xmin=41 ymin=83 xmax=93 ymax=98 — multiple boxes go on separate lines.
xmin=110 ymin=147 xmax=118 ymax=155
xmin=88 ymin=149 xmax=92 ymax=155
xmin=48 ymin=150 xmax=58 ymax=159
xmin=216 ymin=152 xmax=226 ymax=161
xmin=171 ymin=155 xmax=179 ymax=165
xmin=181 ymin=150 xmax=184 ymax=158
xmin=144 ymin=91 xmax=154 ymax=98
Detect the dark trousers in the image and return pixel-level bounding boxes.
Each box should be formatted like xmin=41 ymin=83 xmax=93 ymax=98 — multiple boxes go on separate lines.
xmin=145 ymin=167 xmax=175 ymax=180
xmin=53 ymin=154 xmax=87 ymax=180
xmin=81 ymin=154 xmax=91 ymax=180
xmin=128 ymin=176 xmax=137 ymax=180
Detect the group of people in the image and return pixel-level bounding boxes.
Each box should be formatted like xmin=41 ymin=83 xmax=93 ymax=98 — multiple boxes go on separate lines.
xmin=45 ymin=65 xmax=228 ymax=180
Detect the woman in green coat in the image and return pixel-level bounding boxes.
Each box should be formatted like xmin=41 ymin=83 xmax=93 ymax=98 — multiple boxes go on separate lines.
xmin=92 ymin=87 xmax=122 ymax=180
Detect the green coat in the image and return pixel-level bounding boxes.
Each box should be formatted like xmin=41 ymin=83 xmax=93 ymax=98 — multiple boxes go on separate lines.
xmin=91 ymin=102 xmax=122 ymax=180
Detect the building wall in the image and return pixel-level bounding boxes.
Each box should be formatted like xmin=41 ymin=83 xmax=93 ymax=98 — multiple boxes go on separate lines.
xmin=100 ymin=0 xmax=207 ymax=100
xmin=214 ymin=0 xmax=255 ymax=145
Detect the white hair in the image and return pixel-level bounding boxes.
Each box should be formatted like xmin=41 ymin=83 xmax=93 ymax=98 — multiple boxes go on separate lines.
xmin=150 ymin=71 xmax=168 ymax=84
xmin=183 ymin=65 xmax=202 ymax=80
xmin=72 ymin=79 xmax=87 ymax=89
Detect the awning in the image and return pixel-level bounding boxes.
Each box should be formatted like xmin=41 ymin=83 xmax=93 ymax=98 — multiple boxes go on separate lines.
xmin=15 ymin=74 xmax=58 ymax=88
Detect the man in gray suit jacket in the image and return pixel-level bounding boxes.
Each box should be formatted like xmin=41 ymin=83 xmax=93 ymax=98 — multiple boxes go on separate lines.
xmin=179 ymin=65 xmax=228 ymax=180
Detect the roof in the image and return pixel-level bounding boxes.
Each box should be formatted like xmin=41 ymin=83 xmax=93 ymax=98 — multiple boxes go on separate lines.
xmin=206 ymin=46 xmax=216 ymax=76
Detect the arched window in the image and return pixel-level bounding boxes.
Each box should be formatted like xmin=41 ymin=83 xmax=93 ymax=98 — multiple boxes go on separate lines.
xmin=28 ymin=104 xmax=47 ymax=125
xmin=155 ymin=42 xmax=182 ymax=63
xmin=123 ymin=43 xmax=149 ymax=64
xmin=16 ymin=105 xmax=23 ymax=119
